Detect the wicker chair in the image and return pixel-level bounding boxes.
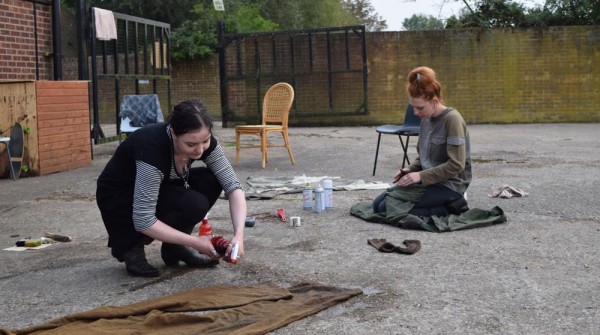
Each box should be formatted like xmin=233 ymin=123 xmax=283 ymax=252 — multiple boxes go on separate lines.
xmin=234 ymin=83 xmax=296 ymax=168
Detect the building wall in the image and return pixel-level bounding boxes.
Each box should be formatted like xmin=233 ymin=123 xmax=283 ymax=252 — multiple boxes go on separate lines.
xmin=171 ymin=57 xmax=221 ymax=113
xmin=0 ymin=0 xmax=53 ymax=81
xmin=366 ymin=26 xmax=600 ymax=125
xmin=173 ymin=25 xmax=600 ymax=125
xmin=1 ymin=2 xmax=598 ymax=124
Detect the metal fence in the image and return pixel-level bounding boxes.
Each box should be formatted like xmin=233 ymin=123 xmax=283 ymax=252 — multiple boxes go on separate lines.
xmin=218 ymin=25 xmax=368 ymax=128
xmin=89 ymin=8 xmax=171 ymax=144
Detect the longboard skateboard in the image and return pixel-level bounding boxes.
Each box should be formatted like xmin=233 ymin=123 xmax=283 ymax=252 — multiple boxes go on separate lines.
xmin=8 ymin=122 xmax=24 ymax=180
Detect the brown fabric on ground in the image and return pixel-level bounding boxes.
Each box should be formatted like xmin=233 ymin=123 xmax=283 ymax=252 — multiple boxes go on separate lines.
xmin=5 ymin=282 xmax=362 ymax=335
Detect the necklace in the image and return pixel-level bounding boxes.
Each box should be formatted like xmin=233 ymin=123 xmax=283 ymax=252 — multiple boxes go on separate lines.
xmin=180 ymin=158 xmax=190 ymax=190
xmin=170 ymin=128 xmax=190 ymax=189
xmin=174 ymin=154 xmax=190 ymax=189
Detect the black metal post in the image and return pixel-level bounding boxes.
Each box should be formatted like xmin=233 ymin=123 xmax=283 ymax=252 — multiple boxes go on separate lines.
xmin=52 ymin=0 xmax=62 ymax=80
xmin=90 ymin=7 xmax=101 ymax=144
xmin=76 ymin=0 xmax=88 ymax=80
xmin=33 ymin=3 xmax=39 ymax=80
xmin=360 ymin=26 xmax=368 ymax=114
xmin=217 ymin=21 xmax=229 ymax=127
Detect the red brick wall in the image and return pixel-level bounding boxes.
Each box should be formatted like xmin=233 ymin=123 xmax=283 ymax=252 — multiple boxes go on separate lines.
xmin=0 ymin=0 xmax=53 ymax=81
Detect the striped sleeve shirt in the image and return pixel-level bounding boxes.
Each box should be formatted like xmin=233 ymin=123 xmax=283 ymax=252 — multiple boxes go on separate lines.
xmin=131 ymin=140 xmax=242 ymax=232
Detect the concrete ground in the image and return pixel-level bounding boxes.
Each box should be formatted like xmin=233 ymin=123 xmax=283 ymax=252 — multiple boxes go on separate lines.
xmin=1 ymin=123 xmax=599 ymax=334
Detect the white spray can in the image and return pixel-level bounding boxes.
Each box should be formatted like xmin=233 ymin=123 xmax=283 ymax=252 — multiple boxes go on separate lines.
xmin=323 ymin=179 xmax=333 ymax=209
xmin=314 ymin=184 xmax=324 ymax=213
xmin=303 ymin=183 xmax=313 ymax=210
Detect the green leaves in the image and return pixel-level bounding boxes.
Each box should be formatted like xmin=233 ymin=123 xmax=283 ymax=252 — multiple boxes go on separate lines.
xmin=446 ymin=0 xmax=600 ymax=29
xmin=63 ymin=0 xmax=388 ymax=59
xmin=171 ymin=2 xmax=279 ymax=60
xmin=402 ymin=15 xmax=445 ymax=31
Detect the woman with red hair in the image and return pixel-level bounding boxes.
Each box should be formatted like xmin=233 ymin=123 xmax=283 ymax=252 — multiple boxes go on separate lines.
xmin=373 ymin=66 xmax=471 ymax=217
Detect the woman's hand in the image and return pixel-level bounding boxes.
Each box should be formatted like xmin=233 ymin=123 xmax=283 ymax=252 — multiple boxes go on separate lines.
xmin=393 ymin=168 xmax=410 ymax=183
xmin=191 ymin=235 xmax=222 ymax=260
xmin=226 ymin=189 xmax=247 ymax=260
xmin=395 ymin=171 xmax=420 ymax=187
xmin=226 ymin=235 xmax=244 ymax=259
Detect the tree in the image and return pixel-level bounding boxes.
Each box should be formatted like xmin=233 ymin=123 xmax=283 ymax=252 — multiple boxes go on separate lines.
xmin=255 ymin=0 xmax=355 ymax=30
xmin=170 ymin=2 xmax=280 ymax=60
xmin=232 ymin=5 xmax=279 ymax=32
xmin=442 ymin=0 xmax=600 ymax=28
xmin=542 ymin=0 xmax=600 ymax=25
xmin=170 ymin=4 xmax=220 ymax=61
xmin=402 ymin=14 xmax=445 ymax=30
xmin=447 ymin=0 xmax=530 ymax=28
xmin=61 ymin=0 xmax=387 ymax=59
xmin=341 ymin=0 xmax=388 ymax=31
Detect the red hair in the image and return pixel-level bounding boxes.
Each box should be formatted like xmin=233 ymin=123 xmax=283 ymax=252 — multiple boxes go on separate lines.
xmin=407 ymin=66 xmax=442 ymax=101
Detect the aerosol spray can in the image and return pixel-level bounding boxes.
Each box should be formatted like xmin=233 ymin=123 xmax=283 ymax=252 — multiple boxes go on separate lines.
xmin=323 ymin=179 xmax=333 ymax=209
xmin=303 ymin=183 xmax=313 ymax=210
xmin=199 ymin=216 xmax=213 ymax=237
xmin=228 ymin=243 xmax=239 ymax=264
xmin=314 ymin=184 xmax=324 ymax=213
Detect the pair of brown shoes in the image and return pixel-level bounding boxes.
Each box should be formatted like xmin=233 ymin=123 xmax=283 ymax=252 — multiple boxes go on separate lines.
xmin=367 ymin=238 xmax=421 ymax=255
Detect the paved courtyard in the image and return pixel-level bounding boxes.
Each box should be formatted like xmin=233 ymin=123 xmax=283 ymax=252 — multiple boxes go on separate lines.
xmin=1 ymin=123 xmax=599 ymax=334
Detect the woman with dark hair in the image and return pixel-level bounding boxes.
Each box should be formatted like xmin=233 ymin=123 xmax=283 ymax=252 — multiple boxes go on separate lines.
xmin=96 ymin=99 xmax=246 ymax=277
xmin=372 ymin=66 xmax=471 ymax=217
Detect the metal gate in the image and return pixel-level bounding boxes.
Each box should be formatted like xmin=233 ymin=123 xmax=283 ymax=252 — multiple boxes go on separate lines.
xmin=89 ymin=8 xmax=171 ymax=144
xmin=218 ymin=25 xmax=368 ymax=128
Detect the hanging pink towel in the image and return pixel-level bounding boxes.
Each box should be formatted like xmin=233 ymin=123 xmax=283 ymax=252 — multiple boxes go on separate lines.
xmin=93 ymin=7 xmax=117 ymax=41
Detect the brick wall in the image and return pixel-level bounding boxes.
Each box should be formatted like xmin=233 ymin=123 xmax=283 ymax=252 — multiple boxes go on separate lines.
xmin=53 ymin=25 xmax=600 ymax=128
xmin=171 ymin=25 xmax=600 ymax=125
xmin=0 ymin=0 xmax=53 ymax=81
xmin=2 ymin=3 xmax=599 ymax=125
xmin=365 ymin=26 xmax=600 ymax=125
xmin=171 ymin=57 xmax=221 ymax=114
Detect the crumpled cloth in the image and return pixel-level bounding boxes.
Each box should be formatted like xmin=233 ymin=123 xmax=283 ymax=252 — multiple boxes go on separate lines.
xmin=488 ymin=185 xmax=529 ymax=198
xmin=2 ymin=282 xmax=362 ymax=335
xmin=367 ymin=238 xmax=421 ymax=254
xmin=350 ymin=184 xmax=507 ymax=233
xmin=243 ymin=175 xmax=389 ymax=200
xmin=119 ymin=94 xmax=164 ymax=127
xmin=93 ymin=8 xmax=117 ymax=41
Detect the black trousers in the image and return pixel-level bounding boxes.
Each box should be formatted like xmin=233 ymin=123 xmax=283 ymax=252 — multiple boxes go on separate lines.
xmin=98 ymin=167 xmax=222 ymax=259
xmin=373 ymin=183 xmax=464 ymax=217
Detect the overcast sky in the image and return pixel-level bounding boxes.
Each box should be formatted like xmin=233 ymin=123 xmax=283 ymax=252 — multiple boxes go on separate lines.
xmin=369 ymin=0 xmax=546 ymax=31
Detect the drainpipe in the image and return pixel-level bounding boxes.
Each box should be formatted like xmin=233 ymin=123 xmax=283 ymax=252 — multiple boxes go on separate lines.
xmin=52 ymin=0 xmax=62 ymax=80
